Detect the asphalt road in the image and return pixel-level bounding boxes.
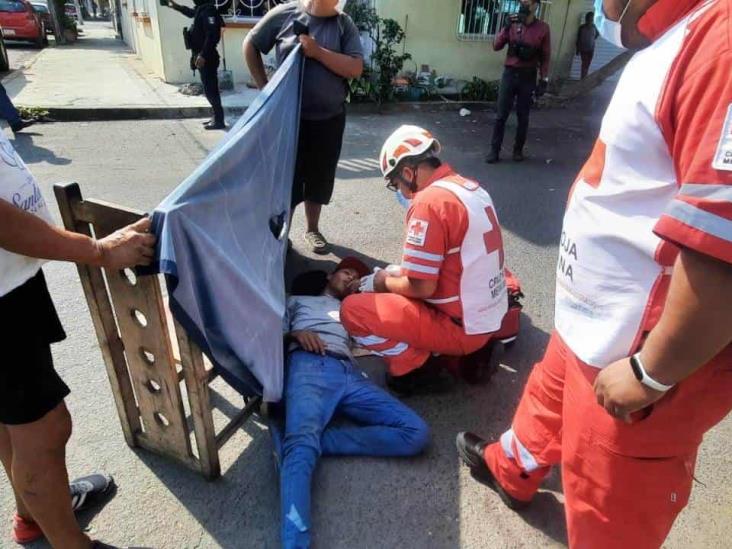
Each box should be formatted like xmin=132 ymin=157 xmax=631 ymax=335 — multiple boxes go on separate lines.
xmin=1 ymin=83 xmax=730 ymax=548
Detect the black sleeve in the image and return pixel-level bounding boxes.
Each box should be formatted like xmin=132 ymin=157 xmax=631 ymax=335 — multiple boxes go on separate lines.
xmin=171 ymin=3 xmax=195 ymax=18
xmin=200 ymin=7 xmax=221 ymax=59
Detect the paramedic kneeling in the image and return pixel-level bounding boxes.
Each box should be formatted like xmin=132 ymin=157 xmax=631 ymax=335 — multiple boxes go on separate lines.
xmin=341 ymin=125 xmax=512 ymax=395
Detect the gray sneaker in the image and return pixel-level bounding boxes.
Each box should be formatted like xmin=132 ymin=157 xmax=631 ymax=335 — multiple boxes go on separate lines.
xmin=304 ymin=231 xmax=329 ymax=255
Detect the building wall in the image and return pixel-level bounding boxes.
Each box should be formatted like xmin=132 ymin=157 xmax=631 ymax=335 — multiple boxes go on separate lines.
xmin=119 ymin=0 xmax=265 ymax=85
xmin=375 ymin=0 xmax=581 ymax=83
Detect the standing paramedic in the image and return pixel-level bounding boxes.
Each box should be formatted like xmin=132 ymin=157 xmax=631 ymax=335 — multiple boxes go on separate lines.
xmin=243 ymin=0 xmax=363 ymax=255
xmin=0 ymin=132 xmax=155 ymax=548
xmin=341 ymin=125 xmax=519 ymax=395
xmin=457 ymin=0 xmax=732 ymax=547
xmin=164 ymin=0 xmax=226 ymax=130
xmin=486 ymin=0 xmax=551 ymax=164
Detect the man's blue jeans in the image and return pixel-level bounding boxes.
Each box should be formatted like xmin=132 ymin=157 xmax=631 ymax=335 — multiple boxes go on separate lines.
xmin=280 ymin=351 xmax=429 ymax=549
xmin=0 ymin=84 xmax=21 ymax=127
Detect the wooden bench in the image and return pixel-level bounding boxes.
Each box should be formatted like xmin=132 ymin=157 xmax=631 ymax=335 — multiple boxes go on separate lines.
xmin=54 ymin=182 xmax=261 ymax=480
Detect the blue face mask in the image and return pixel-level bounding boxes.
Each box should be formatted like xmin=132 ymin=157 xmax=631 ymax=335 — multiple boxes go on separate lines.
xmin=593 ymin=0 xmax=632 ymax=49
xmin=396 ymin=189 xmax=411 ymax=209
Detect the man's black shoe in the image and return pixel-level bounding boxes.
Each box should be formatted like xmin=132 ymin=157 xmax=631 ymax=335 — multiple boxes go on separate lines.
xmin=386 ymin=356 xmax=454 ymax=397
xmin=512 ymin=149 xmax=525 ymax=162
xmin=201 ymin=118 xmax=214 ymax=126
xmin=11 ymin=119 xmax=35 ymax=133
xmin=204 ymin=121 xmax=226 ymax=130
xmin=485 ymin=150 xmax=500 ymax=164
xmin=456 ymin=432 xmax=531 ymax=511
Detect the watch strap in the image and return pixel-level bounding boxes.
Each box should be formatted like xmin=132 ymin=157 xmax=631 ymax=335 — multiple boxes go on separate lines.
xmin=630 ymin=353 xmax=675 ymax=393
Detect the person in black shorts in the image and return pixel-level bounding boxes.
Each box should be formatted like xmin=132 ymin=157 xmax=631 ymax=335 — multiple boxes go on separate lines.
xmin=244 ymin=0 xmax=363 ymax=254
xmin=0 ymin=132 xmax=155 ymax=548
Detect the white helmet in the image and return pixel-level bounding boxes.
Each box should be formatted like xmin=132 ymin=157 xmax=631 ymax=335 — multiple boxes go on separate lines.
xmin=379 ymin=125 xmax=442 ymax=179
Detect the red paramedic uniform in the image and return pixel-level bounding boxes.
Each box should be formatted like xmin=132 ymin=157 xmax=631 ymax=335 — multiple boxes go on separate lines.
xmin=341 ymin=164 xmax=509 ymax=376
xmin=483 ymin=1 xmax=732 ymax=547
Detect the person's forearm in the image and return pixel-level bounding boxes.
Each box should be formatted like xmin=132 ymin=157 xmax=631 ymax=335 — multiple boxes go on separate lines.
xmin=383 ymin=275 xmax=436 ymax=299
xmin=313 ymin=48 xmax=363 ymax=79
xmin=244 ymin=39 xmax=268 ymax=89
xmin=169 ymin=1 xmax=194 ymax=18
xmin=540 ymin=35 xmax=551 ymax=79
xmin=494 ymin=28 xmax=508 ymax=51
xmin=640 ymin=248 xmax=732 ymax=385
xmin=0 ymin=200 xmax=102 ymax=265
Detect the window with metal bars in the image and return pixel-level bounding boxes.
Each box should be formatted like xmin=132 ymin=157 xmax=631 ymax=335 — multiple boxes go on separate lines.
xmin=456 ymin=0 xmax=552 ymax=41
xmin=216 ymin=0 xmax=287 ymax=21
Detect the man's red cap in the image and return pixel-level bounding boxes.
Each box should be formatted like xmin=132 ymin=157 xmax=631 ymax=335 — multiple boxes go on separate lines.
xmin=334 ymin=257 xmax=370 ymax=278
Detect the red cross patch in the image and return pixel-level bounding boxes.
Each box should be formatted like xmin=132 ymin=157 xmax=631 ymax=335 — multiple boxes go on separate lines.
xmin=407 ymin=218 xmax=429 ymax=247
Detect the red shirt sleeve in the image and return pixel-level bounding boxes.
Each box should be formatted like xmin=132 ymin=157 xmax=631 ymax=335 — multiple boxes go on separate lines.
xmin=402 ymin=198 xmax=448 ymax=280
xmin=540 ymin=23 xmax=551 ymax=79
xmin=494 ymin=26 xmax=509 ymax=51
xmin=654 ymin=50 xmax=732 ymax=264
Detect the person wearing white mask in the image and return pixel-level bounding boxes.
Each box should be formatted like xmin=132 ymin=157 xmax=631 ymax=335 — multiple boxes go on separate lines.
xmin=457 ymin=0 xmax=732 ymax=546
xmin=244 ymin=0 xmax=363 ymax=255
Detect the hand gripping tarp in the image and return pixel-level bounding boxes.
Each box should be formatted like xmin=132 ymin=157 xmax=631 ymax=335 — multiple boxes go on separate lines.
xmin=148 ymin=48 xmax=303 ymax=403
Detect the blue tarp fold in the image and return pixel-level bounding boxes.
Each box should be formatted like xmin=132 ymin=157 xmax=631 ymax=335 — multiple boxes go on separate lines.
xmin=148 ymin=47 xmax=304 ymax=402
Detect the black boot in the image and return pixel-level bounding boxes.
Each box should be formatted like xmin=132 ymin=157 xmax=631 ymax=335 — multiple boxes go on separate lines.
xmin=456 ymin=432 xmax=531 ymax=510
xmin=485 ymin=149 xmax=500 ymax=164
xmin=386 ymin=355 xmax=454 ymax=397
xmin=512 ymin=148 xmax=525 ymax=162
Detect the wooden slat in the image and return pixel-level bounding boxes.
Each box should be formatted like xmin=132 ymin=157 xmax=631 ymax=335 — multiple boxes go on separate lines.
xmin=53 ymin=183 xmax=141 ymax=447
xmin=215 ymin=396 xmax=262 ymax=449
xmin=174 ymin=319 xmax=221 ymax=480
xmin=102 ymin=264 xmax=193 ymax=463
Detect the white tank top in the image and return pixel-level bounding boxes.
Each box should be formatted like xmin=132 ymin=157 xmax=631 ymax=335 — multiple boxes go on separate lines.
xmin=432 ymin=179 xmax=508 ymax=334
xmin=0 ymin=134 xmax=52 ymax=297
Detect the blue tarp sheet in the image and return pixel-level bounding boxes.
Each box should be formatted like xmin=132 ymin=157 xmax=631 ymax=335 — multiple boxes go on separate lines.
xmin=148 ymin=47 xmax=304 ymax=403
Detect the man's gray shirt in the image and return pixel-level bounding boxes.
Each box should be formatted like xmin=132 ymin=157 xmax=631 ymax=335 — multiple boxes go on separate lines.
xmin=285 ymin=294 xmax=353 ymax=359
xmin=248 ymin=1 xmax=363 ymax=120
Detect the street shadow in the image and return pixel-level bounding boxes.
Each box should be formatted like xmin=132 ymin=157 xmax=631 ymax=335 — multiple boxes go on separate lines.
xmin=10 ymin=132 xmax=71 ymax=165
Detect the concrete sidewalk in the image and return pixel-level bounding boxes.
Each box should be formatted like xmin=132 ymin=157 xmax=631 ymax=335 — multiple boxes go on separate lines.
xmin=2 ymin=22 xmax=258 ymax=120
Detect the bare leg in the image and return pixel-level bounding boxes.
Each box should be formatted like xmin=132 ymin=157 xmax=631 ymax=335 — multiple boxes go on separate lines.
xmin=304 ymin=201 xmax=322 ymax=234
xmin=7 ymin=402 xmax=91 ymax=549
xmin=0 ymin=423 xmax=32 ymax=520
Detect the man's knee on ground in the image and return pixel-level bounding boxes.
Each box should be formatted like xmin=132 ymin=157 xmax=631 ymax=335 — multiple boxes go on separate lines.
xmin=400 ymin=413 xmax=430 ymax=456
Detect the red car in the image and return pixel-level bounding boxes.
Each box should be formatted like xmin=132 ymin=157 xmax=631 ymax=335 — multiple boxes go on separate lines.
xmin=0 ymin=0 xmax=47 ymax=47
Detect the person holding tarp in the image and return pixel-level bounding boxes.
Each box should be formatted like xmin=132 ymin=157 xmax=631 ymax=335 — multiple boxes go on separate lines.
xmin=0 ymin=132 xmax=155 ymax=548
xmin=244 ymin=0 xmax=363 ymax=255
xmin=273 ymin=257 xmax=429 ymax=549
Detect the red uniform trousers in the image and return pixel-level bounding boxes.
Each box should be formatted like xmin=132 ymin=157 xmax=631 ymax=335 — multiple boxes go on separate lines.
xmin=484 ymin=331 xmax=732 ymax=549
xmin=340 ymin=293 xmax=490 ymax=376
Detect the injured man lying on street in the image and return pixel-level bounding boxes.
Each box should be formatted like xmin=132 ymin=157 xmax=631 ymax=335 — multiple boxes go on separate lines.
xmin=272 ymin=257 xmax=430 ymax=549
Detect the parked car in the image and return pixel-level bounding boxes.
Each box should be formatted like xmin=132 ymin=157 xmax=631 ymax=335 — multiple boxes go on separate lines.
xmin=0 ymin=0 xmax=47 ymax=47
xmin=31 ymin=2 xmax=52 ymax=34
xmin=64 ymin=2 xmax=78 ymax=20
xmin=0 ymin=27 xmax=9 ymax=71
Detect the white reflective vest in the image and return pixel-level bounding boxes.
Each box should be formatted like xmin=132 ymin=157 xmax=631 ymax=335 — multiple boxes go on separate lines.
xmin=432 ymin=179 xmax=508 ymax=334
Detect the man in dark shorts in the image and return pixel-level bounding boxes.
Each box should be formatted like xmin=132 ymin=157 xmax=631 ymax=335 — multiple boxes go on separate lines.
xmin=244 ymin=0 xmax=363 ymax=254
xmin=0 ymin=132 xmax=155 ymax=548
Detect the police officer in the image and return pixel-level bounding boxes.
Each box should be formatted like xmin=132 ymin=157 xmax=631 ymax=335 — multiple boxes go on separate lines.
xmin=166 ymin=0 xmax=225 ymax=130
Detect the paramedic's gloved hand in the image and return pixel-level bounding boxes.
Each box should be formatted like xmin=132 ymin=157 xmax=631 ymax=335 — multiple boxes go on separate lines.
xmin=359 ymin=268 xmax=386 ymax=293
xmin=96 ymin=217 xmax=156 ymax=270
xmin=291 ymin=330 xmax=326 ymax=355
xmin=593 ymin=357 xmax=665 ymax=423
xmin=299 ymin=34 xmax=320 ymax=59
